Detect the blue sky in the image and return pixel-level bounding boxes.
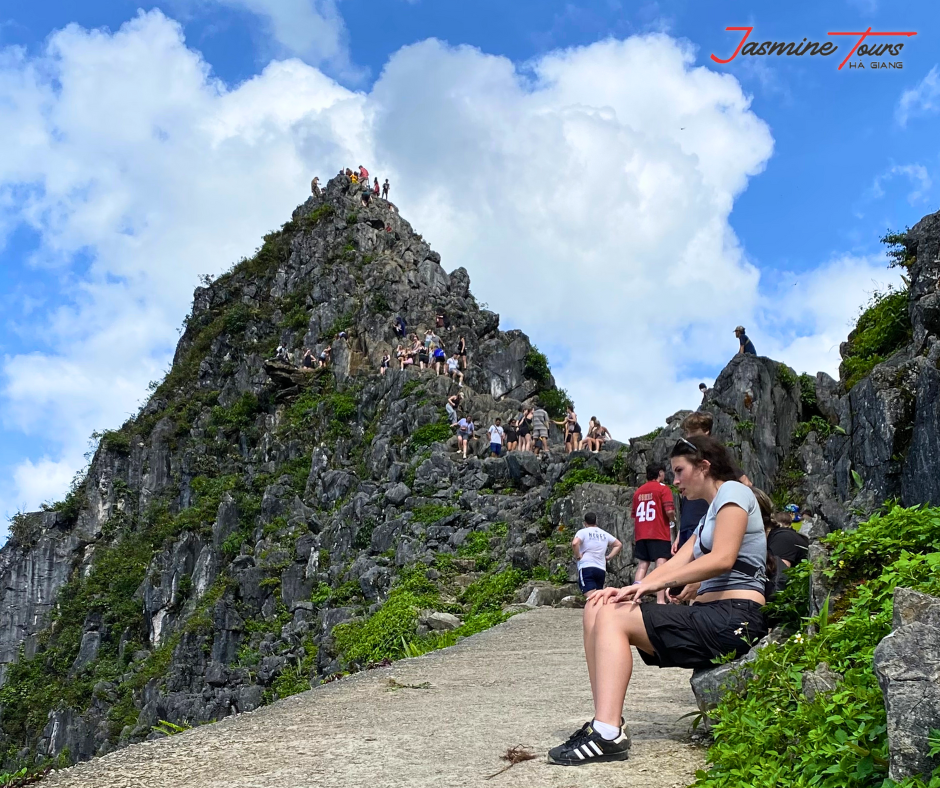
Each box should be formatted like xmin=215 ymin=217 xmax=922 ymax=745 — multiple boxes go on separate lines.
xmin=0 ymin=0 xmax=937 ymax=521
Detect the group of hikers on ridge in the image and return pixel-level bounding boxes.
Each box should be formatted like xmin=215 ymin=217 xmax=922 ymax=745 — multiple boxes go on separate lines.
xmin=545 ymin=405 xmax=808 ymax=766
xmin=443 ymin=398 xmax=615 ymax=460
xmin=311 ymin=165 xmax=390 ymax=209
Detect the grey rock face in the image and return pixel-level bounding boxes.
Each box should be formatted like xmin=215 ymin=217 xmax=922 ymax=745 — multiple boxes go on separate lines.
xmin=801 ymin=662 xmax=842 ymax=702
xmin=874 ymin=587 xmax=940 ymax=781
xmin=419 ymin=611 xmax=462 ymax=632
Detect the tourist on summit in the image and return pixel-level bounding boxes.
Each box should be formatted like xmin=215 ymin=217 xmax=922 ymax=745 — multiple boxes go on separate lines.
xmin=318 ymin=347 xmax=331 ymax=368
xmin=433 ymin=345 xmax=447 ymax=374
xmin=579 ymin=417 xmax=598 ymax=451
xmin=311 ymin=177 xmax=321 ymax=197
xmin=301 ymin=348 xmax=315 ymax=371
xmin=373 ymin=177 xmax=380 ymax=195
xmin=457 ymin=416 xmax=475 ymax=459
xmin=456 ymin=336 xmax=468 ymax=370
xmin=699 ymin=382 xmax=708 ymax=402
xmin=488 ymin=418 xmax=505 ymax=457
xmin=446 ymin=393 xmax=462 ymax=425
xmin=396 ymin=345 xmax=413 ymax=370
xmin=734 ymin=326 xmax=757 ymax=356
xmin=380 ymin=352 xmax=391 ymax=376
xmin=350 ymin=171 xmax=358 ymax=184
xmin=572 ymin=512 xmax=622 ymax=594
xmin=446 ymin=353 xmax=464 ymax=386
xmin=532 ymin=403 xmax=551 ymax=454
xmin=359 ymin=164 xmax=369 ymax=181
xmin=632 ymin=464 xmax=676 ymax=605
xmin=505 ymin=418 xmax=519 ymax=452
xmin=382 ymin=179 xmax=390 ymax=199
xmin=554 ymin=406 xmax=581 ymax=454
xmin=361 ymin=185 xmax=372 ymax=208
xmin=517 ymin=408 xmax=533 ymax=451
xmin=546 ymin=434 xmax=768 ymax=766
xmin=587 ymin=423 xmax=610 ymax=453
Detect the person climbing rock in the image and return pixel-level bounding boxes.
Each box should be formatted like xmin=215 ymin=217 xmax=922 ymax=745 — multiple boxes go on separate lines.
xmin=488 ymin=418 xmax=505 ymax=457
xmin=393 ymin=315 xmax=406 ymax=337
xmin=734 ymin=326 xmax=756 ymax=355
xmin=301 ymin=348 xmax=315 ymax=371
xmin=382 ymin=178 xmax=389 ymax=199
xmin=311 ymin=176 xmax=321 ymax=197
xmin=446 ymin=353 xmax=464 ymax=386
xmin=446 ymin=393 xmax=462 ymax=425
xmin=572 ymin=512 xmax=622 ymax=594
xmin=505 ymin=418 xmax=518 ymax=452
xmin=358 ymin=164 xmax=369 ymax=181
xmin=531 ymin=403 xmax=551 ymax=454
xmin=517 ymin=408 xmax=533 ymax=452
xmin=380 ymin=352 xmax=391 ymax=376
xmin=274 ymin=343 xmax=290 ymax=363
xmin=361 ymin=184 xmax=372 ymax=208
xmin=632 ymin=464 xmax=676 ymax=605
xmin=318 ymin=347 xmax=331 ymax=368
xmin=456 ymin=336 xmax=467 ymax=370
xmin=554 ymin=406 xmax=581 ymax=454
xmin=457 ymin=416 xmax=475 ymax=459
xmin=432 ymin=345 xmax=447 ymax=374
xmin=547 ymin=435 xmax=767 ymax=767
xmin=373 ymin=177 xmax=380 ymax=195
xmin=699 ymin=382 xmax=708 ymax=402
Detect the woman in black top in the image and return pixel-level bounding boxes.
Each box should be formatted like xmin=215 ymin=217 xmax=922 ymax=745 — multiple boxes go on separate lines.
xmin=555 ymin=406 xmax=581 ymax=453
xmin=457 ymin=336 xmax=467 ymax=370
xmin=505 ymin=419 xmax=519 ymax=452
xmin=517 ymin=408 xmax=533 ymax=452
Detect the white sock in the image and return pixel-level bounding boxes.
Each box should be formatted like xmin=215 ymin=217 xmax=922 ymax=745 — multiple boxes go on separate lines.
xmin=592 ymin=719 xmax=620 ymax=740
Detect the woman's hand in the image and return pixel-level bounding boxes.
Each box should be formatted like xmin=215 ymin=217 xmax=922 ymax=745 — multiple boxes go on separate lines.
xmin=669 ymin=581 xmax=700 ymax=604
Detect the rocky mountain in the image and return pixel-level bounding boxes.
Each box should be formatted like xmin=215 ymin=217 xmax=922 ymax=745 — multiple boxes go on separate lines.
xmin=0 ymin=175 xmax=936 ymax=769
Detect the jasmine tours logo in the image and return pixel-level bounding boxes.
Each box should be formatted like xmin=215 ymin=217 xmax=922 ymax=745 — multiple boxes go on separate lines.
xmin=711 ymin=26 xmax=917 ymax=71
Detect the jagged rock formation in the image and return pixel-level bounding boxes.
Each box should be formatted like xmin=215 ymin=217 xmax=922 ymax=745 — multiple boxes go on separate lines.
xmin=0 ymin=178 xmax=937 ymax=770
xmin=874 ymin=587 xmax=940 ymax=781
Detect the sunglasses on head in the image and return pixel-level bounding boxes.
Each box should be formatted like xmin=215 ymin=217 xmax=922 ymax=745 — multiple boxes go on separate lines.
xmin=673 ymin=437 xmax=701 ymax=456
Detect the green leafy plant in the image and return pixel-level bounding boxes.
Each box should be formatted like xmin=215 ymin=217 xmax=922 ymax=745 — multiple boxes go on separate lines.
xmin=523 ymin=348 xmax=551 ymax=383
xmin=539 ymin=388 xmax=573 ymax=419
xmin=793 ymin=415 xmax=834 ymax=445
xmin=880 ymin=228 xmax=915 ymax=269
xmin=411 ymin=504 xmax=458 ymax=524
xmin=841 ymin=287 xmax=911 ymax=390
xmin=776 ymin=363 xmax=799 ymax=391
xmin=409 ymin=420 xmax=453 ymax=448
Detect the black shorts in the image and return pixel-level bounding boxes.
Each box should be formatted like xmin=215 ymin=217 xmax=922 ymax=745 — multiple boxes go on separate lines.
xmin=578 ymin=567 xmax=606 ymax=593
xmin=635 ymin=539 xmax=672 ymax=562
xmin=639 ymin=599 xmax=767 ymax=669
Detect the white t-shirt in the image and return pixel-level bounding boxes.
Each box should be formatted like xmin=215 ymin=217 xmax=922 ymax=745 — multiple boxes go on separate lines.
xmin=447 ymin=357 xmax=459 ymax=372
xmin=488 ymin=425 xmax=504 ymax=444
xmin=575 ymin=526 xmax=616 ymax=571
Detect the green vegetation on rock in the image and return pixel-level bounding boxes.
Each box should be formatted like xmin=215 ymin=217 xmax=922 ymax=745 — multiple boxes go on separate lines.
xmin=695 ymin=504 xmax=940 ymax=788
xmin=841 ymin=287 xmax=912 ymax=390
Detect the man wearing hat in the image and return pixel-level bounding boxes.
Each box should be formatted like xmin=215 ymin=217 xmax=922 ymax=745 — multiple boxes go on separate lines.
xmin=734 ymin=326 xmax=757 ymax=355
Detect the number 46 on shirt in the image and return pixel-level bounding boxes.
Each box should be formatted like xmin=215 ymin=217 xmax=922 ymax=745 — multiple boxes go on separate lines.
xmin=635 ymin=500 xmax=658 ymax=522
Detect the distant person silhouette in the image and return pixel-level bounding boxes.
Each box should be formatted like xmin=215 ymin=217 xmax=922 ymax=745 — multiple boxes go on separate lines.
xmin=734 ymin=326 xmax=756 ymax=355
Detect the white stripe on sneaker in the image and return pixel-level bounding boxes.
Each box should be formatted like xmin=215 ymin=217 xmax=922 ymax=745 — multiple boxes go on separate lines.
xmin=580 ymin=744 xmax=594 ymax=758
xmin=574 ymin=748 xmax=585 ymax=760
xmin=589 ymin=741 xmax=603 ymax=755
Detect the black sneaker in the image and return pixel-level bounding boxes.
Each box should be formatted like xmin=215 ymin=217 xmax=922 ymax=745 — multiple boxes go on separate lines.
xmin=548 ymin=722 xmax=631 ymax=765
xmin=565 ymin=717 xmax=625 ymax=743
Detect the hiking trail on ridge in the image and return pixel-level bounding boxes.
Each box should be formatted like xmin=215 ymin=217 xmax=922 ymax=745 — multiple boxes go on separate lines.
xmin=44 ymin=608 xmax=703 ymax=788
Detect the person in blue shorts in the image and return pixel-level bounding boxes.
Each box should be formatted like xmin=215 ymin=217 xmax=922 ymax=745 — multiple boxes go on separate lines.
xmin=572 ymin=513 xmax=622 ymax=594
xmin=488 ymin=418 xmax=505 ymax=457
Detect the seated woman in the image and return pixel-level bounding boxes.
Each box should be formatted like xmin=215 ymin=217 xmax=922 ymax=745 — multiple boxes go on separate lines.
xmin=547 ymin=434 xmax=768 ymax=765
xmin=579 ymin=417 xmax=598 ymax=451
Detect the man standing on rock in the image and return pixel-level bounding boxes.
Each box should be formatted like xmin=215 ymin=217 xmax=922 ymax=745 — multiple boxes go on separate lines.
xmin=531 ymin=403 xmax=551 ymax=454
xmin=572 ymin=512 xmax=622 ymax=594
xmin=632 ymin=464 xmax=676 ymax=605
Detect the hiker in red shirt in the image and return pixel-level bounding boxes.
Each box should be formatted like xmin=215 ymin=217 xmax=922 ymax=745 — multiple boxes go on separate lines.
xmin=359 ymin=165 xmax=369 ymax=181
xmin=631 ymin=464 xmax=676 ymax=605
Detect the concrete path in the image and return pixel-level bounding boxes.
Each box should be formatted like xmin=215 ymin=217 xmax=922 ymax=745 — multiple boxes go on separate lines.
xmin=46 ymin=608 xmax=704 ymax=788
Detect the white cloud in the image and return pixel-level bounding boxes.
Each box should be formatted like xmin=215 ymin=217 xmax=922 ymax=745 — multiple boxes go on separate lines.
xmin=872 ymin=163 xmax=932 ymax=205
xmin=5 ymin=10 xmax=894 ymax=525
xmin=897 ymin=65 xmax=940 ymax=126
xmin=759 ymin=254 xmax=905 ymax=377
xmin=202 ymin=0 xmax=361 ymax=78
